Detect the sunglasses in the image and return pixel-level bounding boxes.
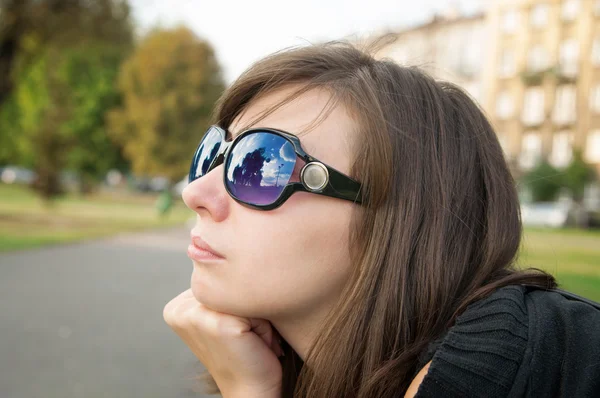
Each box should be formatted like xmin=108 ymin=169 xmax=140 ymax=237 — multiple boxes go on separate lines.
xmin=188 ymin=125 xmax=364 ymax=210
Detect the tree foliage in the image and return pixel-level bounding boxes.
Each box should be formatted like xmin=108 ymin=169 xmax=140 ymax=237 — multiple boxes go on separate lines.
xmin=107 ymin=26 xmax=225 ymax=183
xmin=0 ymin=0 xmax=132 ymax=107
xmin=0 ymin=0 xmax=133 ymax=198
xmin=521 ymin=150 xmax=598 ymax=204
xmin=561 ymin=149 xmax=597 ymax=202
xmin=521 ymin=160 xmax=563 ymax=202
xmin=60 ymin=43 xmax=131 ymax=191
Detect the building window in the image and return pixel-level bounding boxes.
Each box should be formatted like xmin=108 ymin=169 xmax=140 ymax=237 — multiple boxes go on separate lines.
xmin=523 ymin=87 xmax=545 ymax=126
xmin=550 ymin=132 xmax=574 ymax=168
xmin=562 ymin=0 xmax=580 ymax=21
xmin=585 ymin=131 xmax=600 ymax=163
xmin=527 ymin=45 xmax=549 ymax=72
xmin=499 ymin=49 xmax=515 ymax=77
xmin=502 ymin=9 xmax=519 ymax=34
xmin=460 ymin=37 xmax=482 ymax=77
xmin=530 ymin=4 xmax=549 ymax=27
xmin=591 ymin=84 xmax=600 ymax=113
xmin=559 ymin=39 xmax=579 ymax=77
xmin=593 ymin=37 xmax=600 ymax=66
xmin=553 ymin=85 xmax=577 ymax=124
xmin=496 ymin=91 xmax=514 ymax=119
xmin=520 ymin=133 xmax=543 ymax=169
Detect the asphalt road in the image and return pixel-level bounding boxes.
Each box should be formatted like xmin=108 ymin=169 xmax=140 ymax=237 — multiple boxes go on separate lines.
xmin=0 ymin=226 xmax=217 ymax=398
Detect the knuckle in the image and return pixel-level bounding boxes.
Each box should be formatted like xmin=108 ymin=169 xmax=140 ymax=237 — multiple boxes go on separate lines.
xmin=162 ymin=306 xmax=173 ymax=325
xmin=214 ymin=314 xmax=243 ymax=337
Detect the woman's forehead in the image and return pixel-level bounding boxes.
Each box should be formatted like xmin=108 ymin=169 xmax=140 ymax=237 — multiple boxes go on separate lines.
xmin=228 ymin=86 xmax=328 ymax=135
xmin=228 ymin=87 xmax=355 ymax=158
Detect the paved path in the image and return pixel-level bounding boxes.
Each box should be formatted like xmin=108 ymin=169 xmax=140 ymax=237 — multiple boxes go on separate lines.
xmin=0 ymin=226 xmax=217 ymax=397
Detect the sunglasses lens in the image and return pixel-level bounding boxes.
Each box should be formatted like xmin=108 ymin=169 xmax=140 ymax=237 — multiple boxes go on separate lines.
xmin=189 ymin=127 xmax=223 ymax=183
xmin=225 ymin=132 xmax=296 ymax=205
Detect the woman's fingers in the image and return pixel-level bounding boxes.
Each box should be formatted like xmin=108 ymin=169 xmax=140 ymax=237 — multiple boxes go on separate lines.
xmin=250 ymin=318 xmax=273 ymax=345
xmin=163 ymin=289 xmax=198 ymax=326
xmin=163 ymin=289 xmax=284 ymax=395
xmin=250 ymin=318 xmax=283 ymax=357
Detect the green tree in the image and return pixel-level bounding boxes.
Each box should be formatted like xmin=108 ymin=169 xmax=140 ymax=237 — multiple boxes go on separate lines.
xmin=29 ymin=49 xmax=73 ymax=198
xmin=0 ymin=0 xmax=30 ymax=108
xmin=0 ymin=95 xmax=23 ymax=165
xmin=521 ymin=160 xmax=563 ymax=202
xmin=0 ymin=0 xmax=132 ymax=108
xmin=561 ymin=149 xmax=597 ymax=203
xmin=107 ymin=26 xmax=225 ymax=183
xmin=0 ymin=0 xmax=133 ymax=198
xmin=60 ymin=43 xmax=131 ymax=193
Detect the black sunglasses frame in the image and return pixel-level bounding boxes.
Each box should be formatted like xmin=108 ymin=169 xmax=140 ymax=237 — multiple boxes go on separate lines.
xmin=188 ymin=125 xmax=364 ymax=210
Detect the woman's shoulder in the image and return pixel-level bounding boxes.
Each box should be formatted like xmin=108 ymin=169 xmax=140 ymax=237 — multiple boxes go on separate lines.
xmin=415 ymin=285 xmax=529 ymax=397
xmin=520 ymin=285 xmax=600 ymax=397
xmin=415 ymin=285 xmax=600 ymax=397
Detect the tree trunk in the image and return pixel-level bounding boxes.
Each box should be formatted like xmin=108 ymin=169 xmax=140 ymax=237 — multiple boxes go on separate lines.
xmin=0 ymin=0 xmax=29 ymax=107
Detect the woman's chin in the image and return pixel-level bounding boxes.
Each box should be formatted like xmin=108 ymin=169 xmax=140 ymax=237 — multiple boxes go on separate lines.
xmin=190 ymin=269 xmax=213 ymax=303
xmin=190 ymin=272 xmax=229 ymax=312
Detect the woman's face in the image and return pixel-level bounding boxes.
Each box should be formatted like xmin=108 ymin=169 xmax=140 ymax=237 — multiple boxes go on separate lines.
xmin=182 ymin=86 xmax=358 ymax=321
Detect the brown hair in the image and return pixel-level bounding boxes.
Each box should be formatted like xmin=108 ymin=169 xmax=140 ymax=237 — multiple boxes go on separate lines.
xmin=196 ymin=40 xmax=556 ymax=397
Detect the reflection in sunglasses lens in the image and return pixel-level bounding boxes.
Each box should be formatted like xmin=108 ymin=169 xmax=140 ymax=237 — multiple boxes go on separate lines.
xmin=189 ymin=127 xmax=222 ymax=182
xmin=225 ymin=132 xmax=296 ymax=205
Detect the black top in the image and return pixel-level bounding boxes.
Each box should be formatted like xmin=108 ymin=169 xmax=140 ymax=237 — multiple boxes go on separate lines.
xmin=415 ymin=285 xmax=600 ymax=397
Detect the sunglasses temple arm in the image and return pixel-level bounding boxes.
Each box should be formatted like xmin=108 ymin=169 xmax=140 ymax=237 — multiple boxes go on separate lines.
xmin=324 ymin=167 xmax=364 ymax=204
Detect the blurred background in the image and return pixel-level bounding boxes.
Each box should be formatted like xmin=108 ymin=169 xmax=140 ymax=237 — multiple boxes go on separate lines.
xmin=0 ymin=0 xmax=599 ymax=397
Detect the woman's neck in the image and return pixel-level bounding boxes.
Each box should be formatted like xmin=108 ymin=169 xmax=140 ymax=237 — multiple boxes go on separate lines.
xmin=270 ymin=302 xmax=332 ymax=361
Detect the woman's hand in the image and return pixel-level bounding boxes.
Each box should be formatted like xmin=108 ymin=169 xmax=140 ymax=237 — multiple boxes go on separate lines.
xmin=163 ymin=289 xmax=283 ymax=398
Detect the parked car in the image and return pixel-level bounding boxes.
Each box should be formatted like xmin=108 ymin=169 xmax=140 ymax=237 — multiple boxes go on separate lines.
xmin=521 ymin=199 xmax=592 ymax=228
xmin=521 ymin=202 xmax=570 ymax=228
xmin=172 ymin=177 xmax=188 ymax=197
xmin=0 ymin=166 xmax=36 ymax=185
xmin=130 ymin=175 xmax=171 ymax=193
xmin=149 ymin=176 xmax=170 ymax=192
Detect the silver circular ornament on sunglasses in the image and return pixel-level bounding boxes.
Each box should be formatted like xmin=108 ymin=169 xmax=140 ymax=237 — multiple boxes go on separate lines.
xmin=301 ymin=162 xmax=329 ymax=192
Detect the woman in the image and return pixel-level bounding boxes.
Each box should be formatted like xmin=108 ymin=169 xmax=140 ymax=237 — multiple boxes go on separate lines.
xmin=163 ymin=41 xmax=600 ymax=397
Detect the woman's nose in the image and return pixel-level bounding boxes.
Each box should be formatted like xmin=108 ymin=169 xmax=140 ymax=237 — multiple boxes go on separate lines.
xmin=182 ymin=165 xmax=230 ymax=222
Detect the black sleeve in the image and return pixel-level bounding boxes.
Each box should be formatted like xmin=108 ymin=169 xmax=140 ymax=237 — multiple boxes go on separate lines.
xmin=415 ymin=285 xmax=529 ymax=397
xmin=519 ymin=288 xmax=600 ymax=397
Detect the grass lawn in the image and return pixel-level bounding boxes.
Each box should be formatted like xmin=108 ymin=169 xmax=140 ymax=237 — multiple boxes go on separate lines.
xmin=519 ymin=227 xmax=600 ymax=302
xmin=0 ymin=183 xmax=192 ymax=252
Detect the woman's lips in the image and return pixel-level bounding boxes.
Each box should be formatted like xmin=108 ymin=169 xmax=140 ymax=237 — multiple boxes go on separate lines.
xmin=188 ymin=235 xmax=225 ymax=262
xmin=187 ymin=244 xmax=225 ymax=262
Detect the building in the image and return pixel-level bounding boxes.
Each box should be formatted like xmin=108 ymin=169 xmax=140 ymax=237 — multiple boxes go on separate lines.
xmin=370 ymin=0 xmax=600 ymax=178
xmin=483 ymin=0 xmax=600 ymax=175
xmin=372 ymin=8 xmax=487 ymax=106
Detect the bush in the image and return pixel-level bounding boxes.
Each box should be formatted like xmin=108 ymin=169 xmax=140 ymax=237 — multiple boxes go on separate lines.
xmin=561 ymin=150 xmax=597 ymax=202
xmin=520 ymin=161 xmax=563 ymax=202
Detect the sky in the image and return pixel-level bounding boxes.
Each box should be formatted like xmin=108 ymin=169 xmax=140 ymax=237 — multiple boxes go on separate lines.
xmin=130 ymin=0 xmax=483 ymax=83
